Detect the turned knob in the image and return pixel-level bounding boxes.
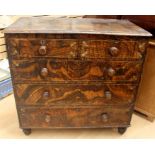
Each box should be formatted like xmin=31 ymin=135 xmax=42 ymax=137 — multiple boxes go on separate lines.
xmin=107 ymin=67 xmax=116 ymax=77
xmin=109 ymin=47 xmax=119 ymax=56
xmin=43 ymin=91 xmax=50 ymax=99
xmin=45 ymin=115 xmax=51 ymax=123
xmin=39 ymin=45 xmax=47 ymax=55
xmin=40 ymin=68 xmax=48 ymax=77
xmin=105 ymin=91 xmax=112 ymax=100
xmin=101 ymin=113 xmax=108 ymax=122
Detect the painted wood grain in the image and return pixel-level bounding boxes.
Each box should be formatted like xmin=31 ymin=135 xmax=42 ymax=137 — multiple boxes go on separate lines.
xmin=7 ymin=38 xmax=146 ymax=59
xmin=18 ymin=105 xmax=131 ymax=128
xmin=5 ymin=18 xmax=151 ymax=133
xmin=10 ymin=59 xmax=143 ymax=83
xmin=4 ymin=18 xmax=152 ymax=36
xmin=14 ymin=84 xmax=137 ymax=106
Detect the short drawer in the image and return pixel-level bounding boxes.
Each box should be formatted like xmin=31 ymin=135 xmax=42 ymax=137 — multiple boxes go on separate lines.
xmin=80 ymin=40 xmax=146 ymax=59
xmin=11 ymin=59 xmax=142 ymax=83
xmin=8 ymin=39 xmax=79 ymax=58
xmin=18 ymin=105 xmax=131 ymax=128
xmin=7 ymin=38 xmax=146 ymax=59
xmin=14 ymin=84 xmax=137 ymax=106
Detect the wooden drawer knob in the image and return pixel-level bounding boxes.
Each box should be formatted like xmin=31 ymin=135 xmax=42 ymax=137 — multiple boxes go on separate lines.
xmin=39 ymin=45 xmax=47 ymax=55
xmin=105 ymin=91 xmax=112 ymax=100
xmin=41 ymin=68 xmax=48 ymax=77
xmin=107 ymin=67 xmax=116 ymax=77
xmin=43 ymin=91 xmax=50 ymax=99
xmin=45 ymin=115 xmax=51 ymax=123
xmin=101 ymin=113 xmax=108 ymax=122
xmin=109 ymin=47 xmax=119 ymax=56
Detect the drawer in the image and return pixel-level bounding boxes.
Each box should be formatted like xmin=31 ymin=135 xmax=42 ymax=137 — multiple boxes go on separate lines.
xmin=80 ymin=40 xmax=146 ymax=59
xmin=18 ymin=105 xmax=131 ymax=128
xmin=11 ymin=59 xmax=142 ymax=83
xmin=8 ymin=39 xmax=79 ymax=58
xmin=14 ymin=84 xmax=137 ymax=106
xmin=7 ymin=38 xmax=146 ymax=59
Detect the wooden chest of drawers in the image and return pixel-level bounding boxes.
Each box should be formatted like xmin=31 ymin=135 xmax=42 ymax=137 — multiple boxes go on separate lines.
xmin=4 ymin=17 xmax=152 ymax=135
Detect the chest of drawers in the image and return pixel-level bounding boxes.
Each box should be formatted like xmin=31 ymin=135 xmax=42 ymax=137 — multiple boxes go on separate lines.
xmin=4 ymin=17 xmax=152 ymax=135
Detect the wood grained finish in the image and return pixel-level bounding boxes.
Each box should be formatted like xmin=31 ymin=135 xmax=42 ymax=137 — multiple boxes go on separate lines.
xmin=8 ymin=39 xmax=79 ymax=58
xmin=11 ymin=59 xmax=142 ymax=83
xmin=5 ymin=18 xmax=152 ymax=134
xmin=14 ymin=84 xmax=137 ymax=106
xmin=7 ymin=38 xmax=146 ymax=60
xmin=4 ymin=18 xmax=151 ymax=36
xmin=18 ymin=105 xmax=131 ymax=128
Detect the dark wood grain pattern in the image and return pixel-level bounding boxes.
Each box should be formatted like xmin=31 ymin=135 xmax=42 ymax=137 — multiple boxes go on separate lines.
xmin=7 ymin=38 xmax=146 ymax=59
xmin=4 ymin=18 xmax=152 ymax=36
xmin=18 ymin=105 xmax=131 ymax=128
xmin=10 ymin=59 xmax=142 ymax=83
xmin=14 ymin=84 xmax=137 ymax=106
xmin=8 ymin=39 xmax=79 ymax=58
xmin=4 ymin=18 xmax=152 ymax=134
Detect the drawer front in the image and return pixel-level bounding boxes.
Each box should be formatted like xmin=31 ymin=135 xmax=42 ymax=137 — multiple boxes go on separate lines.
xmin=14 ymin=84 xmax=137 ymax=106
xmin=11 ymin=59 xmax=142 ymax=83
xmin=80 ymin=40 xmax=146 ymax=59
xmin=8 ymin=39 xmax=146 ymax=59
xmin=18 ymin=106 xmax=131 ymax=128
xmin=8 ymin=39 xmax=79 ymax=58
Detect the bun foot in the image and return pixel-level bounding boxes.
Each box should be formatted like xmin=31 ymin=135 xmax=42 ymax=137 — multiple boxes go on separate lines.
xmin=23 ymin=128 xmax=31 ymax=135
xmin=118 ymin=127 xmax=127 ymax=134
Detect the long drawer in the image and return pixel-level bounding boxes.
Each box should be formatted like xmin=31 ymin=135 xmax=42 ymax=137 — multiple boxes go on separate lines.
xmin=14 ymin=84 xmax=137 ymax=106
xmin=7 ymin=38 xmax=146 ymax=59
xmin=18 ymin=105 xmax=131 ymax=128
xmin=11 ymin=59 xmax=143 ymax=83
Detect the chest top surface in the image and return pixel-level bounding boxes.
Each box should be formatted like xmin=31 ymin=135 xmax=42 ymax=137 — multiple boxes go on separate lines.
xmin=4 ymin=17 xmax=152 ymax=37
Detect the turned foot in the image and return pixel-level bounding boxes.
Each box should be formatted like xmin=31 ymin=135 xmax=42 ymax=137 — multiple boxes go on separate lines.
xmin=22 ymin=128 xmax=31 ymax=135
xmin=118 ymin=127 xmax=127 ymax=134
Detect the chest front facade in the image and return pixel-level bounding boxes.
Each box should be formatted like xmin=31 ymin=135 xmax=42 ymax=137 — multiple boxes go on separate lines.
xmin=5 ymin=18 xmax=151 ymax=135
